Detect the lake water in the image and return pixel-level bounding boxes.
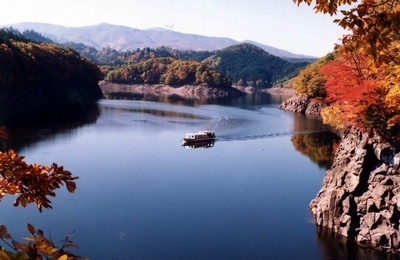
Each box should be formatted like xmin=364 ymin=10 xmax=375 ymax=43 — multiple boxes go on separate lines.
xmin=0 ymin=93 xmax=389 ymax=259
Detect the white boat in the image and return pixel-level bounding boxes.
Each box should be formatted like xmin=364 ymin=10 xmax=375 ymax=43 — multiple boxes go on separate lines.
xmin=182 ymin=130 xmax=216 ymax=143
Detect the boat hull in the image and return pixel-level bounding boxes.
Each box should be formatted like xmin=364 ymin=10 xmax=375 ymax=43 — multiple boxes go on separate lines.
xmin=182 ymin=137 xmax=215 ymax=143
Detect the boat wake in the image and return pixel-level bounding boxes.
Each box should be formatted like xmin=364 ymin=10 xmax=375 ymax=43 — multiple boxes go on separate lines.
xmin=98 ymin=100 xmax=331 ymax=142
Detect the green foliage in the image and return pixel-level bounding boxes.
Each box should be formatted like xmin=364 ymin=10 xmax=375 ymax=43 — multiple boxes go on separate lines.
xmin=292 ymin=53 xmax=334 ymax=98
xmin=0 ymin=28 xmax=37 ymax=45
xmin=105 ymin=57 xmax=232 ymax=87
xmin=203 ymin=43 xmax=309 ymax=87
xmin=22 ymin=30 xmax=54 ymax=44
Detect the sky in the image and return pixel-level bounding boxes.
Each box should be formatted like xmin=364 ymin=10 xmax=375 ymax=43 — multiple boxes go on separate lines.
xmin=1 ymin=0 xmax=350 ymax=57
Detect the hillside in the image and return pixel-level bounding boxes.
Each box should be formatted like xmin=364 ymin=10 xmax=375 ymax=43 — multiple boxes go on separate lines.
xmin=0 ymin=29 xmax=103 ymax=126
xmin=202 ymin=43 xmax=309 ymax=87
xmin=6 ymin=22 xmax=316 ymax=59
xmin=7 ymin=26 xmax=311 ymax=90
xmin=104 ymin=57 xmax=233 ymax=88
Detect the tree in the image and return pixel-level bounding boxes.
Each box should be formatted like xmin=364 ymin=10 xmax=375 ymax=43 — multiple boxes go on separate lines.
xmin=292 ymin=53 xmax=334 ymax=97
xmin=293 ymin=0 xmax=400 ymax=66
xmin=294 ymin=0 xmax=400 ymax=139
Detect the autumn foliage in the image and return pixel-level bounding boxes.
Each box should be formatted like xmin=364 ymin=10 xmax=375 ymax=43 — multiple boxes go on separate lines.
xmin=0 ymin=127 xmax=85 ymax=259
xmin=105 ymin=57 xmax=232 ymax=87
xmin=292 ymin=0 xmax=400 ymax=139
xmin=292 ymin=53 xmax=334 ymax=97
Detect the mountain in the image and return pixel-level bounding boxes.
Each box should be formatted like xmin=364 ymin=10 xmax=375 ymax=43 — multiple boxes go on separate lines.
xmin=202 ymin=43 xmax=309 ymax=87
xmin=5 ymin=22 xmax=316 ymax=59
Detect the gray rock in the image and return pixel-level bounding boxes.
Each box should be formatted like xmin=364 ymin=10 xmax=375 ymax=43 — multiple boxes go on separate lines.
xmin=279 ymin=95 xmax=327 ymax=116
xmin=308 ymin=127 xmax=400 ymax=254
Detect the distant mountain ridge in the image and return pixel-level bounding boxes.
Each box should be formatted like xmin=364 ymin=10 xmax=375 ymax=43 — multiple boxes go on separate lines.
xmin=5 ymin=22 xmax=316 ymax=59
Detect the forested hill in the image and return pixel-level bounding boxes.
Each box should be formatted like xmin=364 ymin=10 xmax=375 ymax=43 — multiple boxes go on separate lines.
xmin=202 ymin=43 xmax=309 ymax=87
xmin=0 ymin=29 xmax=102 ymax=88
xmin=0 ymin=29 xmax=104 ymax=125
xmin=11 ymin=28 xmax=311 ymax=89
xmin=104 ymin=57 xmax=232 ymax=88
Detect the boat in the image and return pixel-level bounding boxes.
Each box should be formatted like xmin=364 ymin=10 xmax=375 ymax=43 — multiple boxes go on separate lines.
xmin=182 ymin=130 xmax=216 ymax=143
xmin=182 ymin=140 xmax=215 ymax=149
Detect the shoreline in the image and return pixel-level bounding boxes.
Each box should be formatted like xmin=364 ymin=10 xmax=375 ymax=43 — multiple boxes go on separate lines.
xmin=99 ymin=81 xmax=297 ymax=97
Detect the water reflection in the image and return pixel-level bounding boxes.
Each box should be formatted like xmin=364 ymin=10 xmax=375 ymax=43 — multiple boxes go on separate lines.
xmin=291 ymin=131 xmax=341 ymax=169
xmin=103 ymin=91 xmax=232 ymax=106
xmin=182 ymin=140 xmax=215 ymax=149
xmin=2 ymin=106 xmax=100 ymax=153
xmin=316 ymin=227 xmax=397 ymax=260
xmin=103 ymin=90 xmax=289 ymax=107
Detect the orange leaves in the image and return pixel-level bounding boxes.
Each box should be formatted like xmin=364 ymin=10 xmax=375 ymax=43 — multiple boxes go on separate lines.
xmin=0 ymin=147 xmax=78 ymax=212
xmin=293 ymin=0 xmax=357 ymax=15
xmin=0 ymin=126 xmax=84 ymax=259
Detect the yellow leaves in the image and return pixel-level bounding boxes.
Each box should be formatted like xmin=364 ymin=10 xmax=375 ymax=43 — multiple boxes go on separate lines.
xmin=384 ymin=73 xmax=400 ymax=130
xmin=0 ymin=250 xmax=11 ymax=260
xmin=0 ymin=223 xmax=85 ymax=259
xmin=59 ymin=255 xmax=68 ymax=260
xmin=321 ymin=106 xmax=347 ymax=130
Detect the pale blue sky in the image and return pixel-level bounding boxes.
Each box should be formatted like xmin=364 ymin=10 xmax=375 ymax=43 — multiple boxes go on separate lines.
xmin=1 ymin=0 xmax=349 ymax=57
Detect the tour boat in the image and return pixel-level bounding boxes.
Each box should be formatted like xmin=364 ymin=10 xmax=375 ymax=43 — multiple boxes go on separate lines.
xmin=182 ymin=130 xmax=216 ymax=143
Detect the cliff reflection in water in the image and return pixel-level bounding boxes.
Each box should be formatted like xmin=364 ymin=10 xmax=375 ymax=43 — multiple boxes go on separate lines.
xmin=291 ymin=131 xmax=341 ymax=169
xmin=316 ymin=227 xmax=398 ymax=260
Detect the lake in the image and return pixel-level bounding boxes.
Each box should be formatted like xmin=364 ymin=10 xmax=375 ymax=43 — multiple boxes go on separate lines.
xmin=0 ymin=93 xmax=389 ymax=259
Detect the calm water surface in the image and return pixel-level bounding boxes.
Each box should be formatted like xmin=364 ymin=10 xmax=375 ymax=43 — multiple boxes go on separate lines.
xmin=0 ymin=93 xmax=388 ymax=259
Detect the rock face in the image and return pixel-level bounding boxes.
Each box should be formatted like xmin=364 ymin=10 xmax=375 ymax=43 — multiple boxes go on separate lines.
xmin=279 ymin=95 xmax=327 ymax=115
xmin=309 ymin=127 xmax=400 ymax=253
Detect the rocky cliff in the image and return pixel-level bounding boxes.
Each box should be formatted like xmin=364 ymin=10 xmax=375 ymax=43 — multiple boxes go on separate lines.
xmin=279 ymin=95 xmax=327 ymax=115
xmin=309 ymin=127 xmax=400 ymax=253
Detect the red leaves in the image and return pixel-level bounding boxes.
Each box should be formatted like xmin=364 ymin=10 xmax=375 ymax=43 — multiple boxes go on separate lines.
xmin=0 ymin=126 xmax=8 ymax=139
xmin=318 ymin=51 xmax=393 ymax=132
